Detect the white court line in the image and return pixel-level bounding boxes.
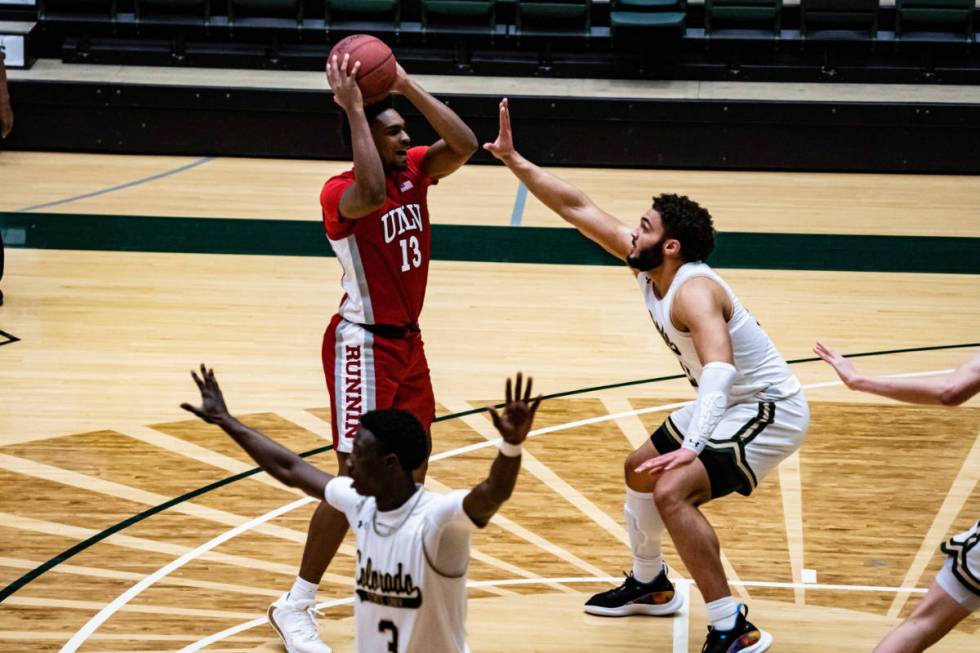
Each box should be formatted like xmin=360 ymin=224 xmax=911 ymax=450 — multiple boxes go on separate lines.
xmin=672 ymin=579 xmax=693 ymax=653
xmin=177 ymin=596 xmax=356 ymax=653
xmin=179 ymin=575 xmax=926 ymax=653
xmin=68 ymin=368 xmax=954 ymax=652
xmin=58 ymin=496 xmax=315 ymax=653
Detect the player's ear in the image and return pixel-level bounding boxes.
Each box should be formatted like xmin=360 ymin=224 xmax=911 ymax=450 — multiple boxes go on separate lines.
xmin=383 ymin=452 xmax=400 ymax=471
xmin=664 ymin=238 xmax=681 ymax=257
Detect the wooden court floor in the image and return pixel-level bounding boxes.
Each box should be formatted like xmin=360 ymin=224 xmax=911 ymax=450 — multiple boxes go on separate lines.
xmin=1 ymin=151 xmax=979 ymax=652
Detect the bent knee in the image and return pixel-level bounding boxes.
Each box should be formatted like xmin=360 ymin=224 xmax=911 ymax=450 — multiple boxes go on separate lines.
xmin=654 ymin=476 xmax=707 ymax=514
xmin=624 ymin=451 xmax=658 ymax=492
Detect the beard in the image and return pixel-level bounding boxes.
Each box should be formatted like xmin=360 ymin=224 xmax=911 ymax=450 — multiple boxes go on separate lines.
xmin=626 ymin=237 xmax=665 ymax=271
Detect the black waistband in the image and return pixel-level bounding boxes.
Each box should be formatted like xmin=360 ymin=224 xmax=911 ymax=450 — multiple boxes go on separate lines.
xmin=358 ymin=322 xmax=421 ymax=339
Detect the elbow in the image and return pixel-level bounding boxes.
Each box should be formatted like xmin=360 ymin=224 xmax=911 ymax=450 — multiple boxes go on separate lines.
xmin=939 ymin=385 xmax=968 ymax=406
xmin=451 ymin=136 xmax=478 ymax=162
xmin=463 ymin=134 xmax=479 ymax=157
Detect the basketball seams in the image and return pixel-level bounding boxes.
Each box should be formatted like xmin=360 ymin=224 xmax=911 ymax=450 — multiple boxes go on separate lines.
xmin=328 ymin=34 xmax=396 ymax=105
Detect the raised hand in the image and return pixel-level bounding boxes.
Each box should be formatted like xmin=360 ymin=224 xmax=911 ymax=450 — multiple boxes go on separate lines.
xmin=181 ymin=364 xmax=232 ymax=425
xmin=813 ymin=341 xmax=860 ymax=388
xmin=483 ymin=98 xmax=516 ymax=161
xmin=488 ymin=372 xmax=542 ymax=445
xmin=326 ymin=53 xmax=363 ymax=113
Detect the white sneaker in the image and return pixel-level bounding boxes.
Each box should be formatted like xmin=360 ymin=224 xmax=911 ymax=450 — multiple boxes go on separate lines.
xmin=268 ymin=592 xmax=332 ymax=653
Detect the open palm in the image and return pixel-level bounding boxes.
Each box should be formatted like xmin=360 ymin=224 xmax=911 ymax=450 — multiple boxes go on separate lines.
xmin=488 ymin=372 xmax=542 ymax=445
xmin=483 ymin=98 xmax=515 ymax=161
xmin=181 ymin=364 xmax=231 ymax=424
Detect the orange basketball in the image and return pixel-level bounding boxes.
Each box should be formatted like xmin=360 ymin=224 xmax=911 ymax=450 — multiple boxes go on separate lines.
xmin=327 ymin=34 xmax=397 ymax=106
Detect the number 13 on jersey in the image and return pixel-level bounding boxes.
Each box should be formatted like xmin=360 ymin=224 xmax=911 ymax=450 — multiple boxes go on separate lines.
xmin=399 ymin=236 xmax=422 ymax=272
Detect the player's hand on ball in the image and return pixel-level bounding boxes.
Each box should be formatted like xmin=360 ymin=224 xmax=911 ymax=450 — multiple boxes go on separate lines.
xmin=327 ymin=53 xmax=364 ymax=112
xmin=483 ymin=98 xmax=516 ymax=161
xmin=181 ymin=364 xmax=232 ymax=425
xmin=813 ymin=341 xmax=860 ymax=389
xmin=391 ymin=63 xmax=410 ymax=93
xmin=635 ymin=448 xmax=698 ymax=475
xmin=488 ymin=372 xmax=542 ymax=445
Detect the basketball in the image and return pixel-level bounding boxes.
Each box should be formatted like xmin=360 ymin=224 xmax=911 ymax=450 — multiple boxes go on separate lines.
xmin=327 ymin=34 xmax=397 ymax=106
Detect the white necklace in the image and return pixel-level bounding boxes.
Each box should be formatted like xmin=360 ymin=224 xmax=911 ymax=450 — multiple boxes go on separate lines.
xmin=372 ymin=488 xmax=424 ymax=537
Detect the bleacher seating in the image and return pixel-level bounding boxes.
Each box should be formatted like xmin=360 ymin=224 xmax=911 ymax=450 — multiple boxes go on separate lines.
xmin=420 ymin=0 xmax=498 ymax=39
xmin=515 ymin=0 xmax=592 ymax=40
xmin=37 ymin=0 xmax=117 ymax=21
xmin=7 ymin=1 xmax=979 ymax=81
xmin=325 ymin=0 xmax=402 ymax=35
xmin=704 ymin=0 xmax=782 ymax=39
xmin=228 ymin=0 xmax=303 ymax=28
xmin=609 ymin=0 xmax=686 ymax=43
xmin=800 ymin=0 xmax=879 ymax=41
xmin=134 ymin=0 xmax=210 ymax=24
xmin=896 ymin=0 xmax=975 ymax=43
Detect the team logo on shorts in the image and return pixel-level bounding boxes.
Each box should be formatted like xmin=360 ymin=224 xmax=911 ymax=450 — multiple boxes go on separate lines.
xmin=344 ymin=344 xmax=363 ymax=441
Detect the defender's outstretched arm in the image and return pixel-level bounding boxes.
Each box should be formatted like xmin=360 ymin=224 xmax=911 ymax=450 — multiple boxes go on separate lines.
xmin=484 ymin=99 xmax=633 ymax=261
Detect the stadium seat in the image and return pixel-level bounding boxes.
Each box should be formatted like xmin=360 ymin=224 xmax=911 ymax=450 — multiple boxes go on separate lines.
xmin=326 ymin=0 xmax=402 ymax=34
xmin=609 ymin=0 xmax=686 ymax=42
xmin=516 ymin=0 xmax=592 ymax=38
xmin=704 ymin=0 xmax=782 ymax=38
xmin=228 ymin=0 xmax=304 ymax=27
xmin=38 ymin=0 xmax=117 ymax=20
xmin=135 ymin=0 xmax=211 ymax=23
xmin=895 ymin=0 xmax=975 ymax=42
xmin=799 ymin=0 xmax=879 ymax=41
xmin=421 ymin=0 xmax=497 ymax=35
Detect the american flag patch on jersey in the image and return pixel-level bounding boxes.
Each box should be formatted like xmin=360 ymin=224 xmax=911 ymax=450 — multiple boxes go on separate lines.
xmin=400 ymin=180 xmax=414 ymax=192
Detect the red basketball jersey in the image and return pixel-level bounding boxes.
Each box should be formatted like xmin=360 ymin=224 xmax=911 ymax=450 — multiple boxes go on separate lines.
xmin=321 ymin=146 xmax=434 ymax=326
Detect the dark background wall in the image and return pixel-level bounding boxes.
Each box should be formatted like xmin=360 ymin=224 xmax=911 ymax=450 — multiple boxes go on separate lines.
xmin=5 ymin=79 xmax=980 ymax=173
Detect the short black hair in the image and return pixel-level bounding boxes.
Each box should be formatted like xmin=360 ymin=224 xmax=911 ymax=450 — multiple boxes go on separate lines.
xmin=360 ymin=408 xmax=429 ymax=472
xmin=336 ymin=97 xmax=395 ymax=149
xmin=653 ymin=193 xmax=715 ymax=262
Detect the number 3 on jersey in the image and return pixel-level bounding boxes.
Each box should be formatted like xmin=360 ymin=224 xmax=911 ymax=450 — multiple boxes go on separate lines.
xmin=379 ymin=619 xmax=399 ymax=652
xmin=399 ymin=236 xmax=421 ymax=272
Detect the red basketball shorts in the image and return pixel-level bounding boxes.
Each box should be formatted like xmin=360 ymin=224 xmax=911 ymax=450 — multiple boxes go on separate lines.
xmin=322 ymin=314 xmax=436 ymax=453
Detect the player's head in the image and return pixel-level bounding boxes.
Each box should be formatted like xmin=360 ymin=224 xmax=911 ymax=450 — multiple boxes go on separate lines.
xmin=338 ymin=98 xmax=412 ymax=171
xmin=626 ymin=193 xmax=715 ymax=271
xmin=347 ymin=409 xmax=429 ymax=494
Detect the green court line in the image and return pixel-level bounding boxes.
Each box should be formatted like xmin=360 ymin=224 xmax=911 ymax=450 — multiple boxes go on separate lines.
xmin=1 ymin=212 xmax=978 ymax=273
xmin=2 ymin=340 xmax=977 ymax=604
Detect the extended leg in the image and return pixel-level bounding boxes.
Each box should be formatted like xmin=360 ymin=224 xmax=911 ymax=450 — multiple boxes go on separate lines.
xmin=874 ymin=575 xmax=972 ymax=653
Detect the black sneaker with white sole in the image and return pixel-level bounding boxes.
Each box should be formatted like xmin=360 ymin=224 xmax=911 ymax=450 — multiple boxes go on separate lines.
xmin=701 ymin=604 xmax=773 ymax=653
xmin=584 ymin=567 xmax=684 ymax=616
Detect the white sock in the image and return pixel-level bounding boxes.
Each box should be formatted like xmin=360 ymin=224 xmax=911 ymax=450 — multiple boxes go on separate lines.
xmin=289 ymin=576 xmax=318 ymax=603
xmin=706 ymin=596 xmax=740 ymax=631
xmin=625 ymin=486 xmax=664 ymax=584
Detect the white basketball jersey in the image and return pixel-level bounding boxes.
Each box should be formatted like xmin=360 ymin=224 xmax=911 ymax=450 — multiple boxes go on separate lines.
xmin=637 ymin=262 xmax=800 ymax=402
xmin=341 ymin=485 xmax=470 ymax=653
